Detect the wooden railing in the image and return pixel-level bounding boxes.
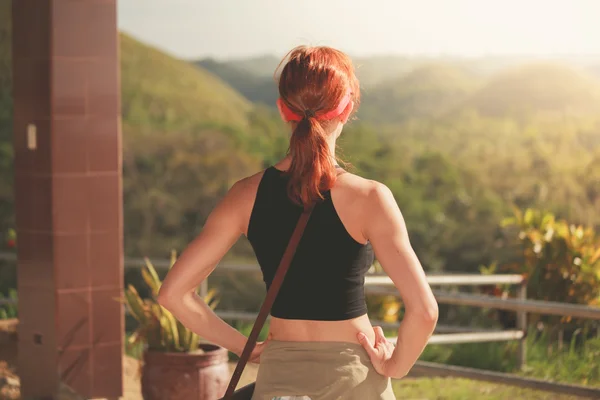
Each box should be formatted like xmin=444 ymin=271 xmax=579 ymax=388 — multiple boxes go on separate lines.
xmin=1 ymin=253 xmax=599 ymax=397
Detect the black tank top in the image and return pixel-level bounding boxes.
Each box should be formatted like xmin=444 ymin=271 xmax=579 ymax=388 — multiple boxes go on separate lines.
xmin=247 ymin=166 xmax=374 ymax=321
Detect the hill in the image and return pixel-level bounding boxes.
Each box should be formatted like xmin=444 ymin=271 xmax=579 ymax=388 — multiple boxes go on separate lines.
xmin=465 ymin=63 xmax=600 ymax=118
xmin=216 ymin=54 xmax=280 ymax=77
xmin=195 ymin=58 xmax=278 ymax=106
xmin=121 ymin=34 xmax=251 ymax=131
xmin=353 ymin=56 xmax=442 ymax=87
xmin=358 ymin=64 xmax=479 ymax=123
xmin=207 ymin=53 xmax=600 ymax=92
xmin=197 ymin=54 xmax=426 ymax=93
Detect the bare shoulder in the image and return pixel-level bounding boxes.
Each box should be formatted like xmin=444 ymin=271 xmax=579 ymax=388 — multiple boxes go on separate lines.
xmin=335 ymin=171 xmax=393 ymax=208
xmin=331 ymin=171 xmax=398 ymax=243
xmin=219 ymin=169 xmax=267 ymax=234
xmin=228 ymin=169 xmax=266 ymax=199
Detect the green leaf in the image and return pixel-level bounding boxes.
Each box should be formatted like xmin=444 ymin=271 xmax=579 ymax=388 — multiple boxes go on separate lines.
xmin=204 ymin=288 xmax=220 ymax=310
xmin=189 ymin=332 xmax=200 ymax=352
xmin=542 ymin=215 xmax=555 ymax=228
xmin=590 ymin=247 xmax=600 ymax=264
xmin=141 ymin=268 xmax=161 ymax=297
xmin=143 ymin=257 xmax=162 ymax=294
xmin=124 ymin=285 xmax=148 ymax=324
xmin=500 ymin=216 xmax=516 ymax=227
xmin=524 ymin=208 xmax=535 ymax=225
xmin=170 ymin=249 xmax=178 ymax=269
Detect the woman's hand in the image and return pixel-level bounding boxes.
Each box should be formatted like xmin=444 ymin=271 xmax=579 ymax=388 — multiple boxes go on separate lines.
xmin=248 ymin=332 xmax=272 ymax=364
xmin=357 ymin=326 xmax=399 ymax=378
xmin=248 ymin=341 xmax=267 ymax=363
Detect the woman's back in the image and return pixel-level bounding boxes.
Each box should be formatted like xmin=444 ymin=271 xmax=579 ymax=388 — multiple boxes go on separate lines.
xmin=249 ymin=165 xmax=373 ymax=321
xmin=238 ymin=159 xmax=383 ymax=344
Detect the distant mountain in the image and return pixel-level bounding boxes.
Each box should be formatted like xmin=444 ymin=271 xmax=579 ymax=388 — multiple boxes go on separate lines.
xmin=195 ymin=58 xmax=278 ymax=106
xmin=353 ymin=56 xmax=425 ymax=87
xmin=358 ymin=64 xmax=479 ymax=123
xmin=194 ymin=55 xmax=478 ymax=109
xmin=201 ymin=54 xmax=428 ymax=89
xmin=209 ymin=52 xmax=600 ymax=91
xmin=121 ymin=34 xmax=252 ymax=131
xmin=465 ymin=63 xmax=600 ymax=118
xmin=219 ymin=55 xmax=281 ymax=77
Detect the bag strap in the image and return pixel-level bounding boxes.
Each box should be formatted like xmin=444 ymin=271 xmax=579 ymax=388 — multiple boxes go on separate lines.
xmin=223 ymin=205 xmax=315 ymax=398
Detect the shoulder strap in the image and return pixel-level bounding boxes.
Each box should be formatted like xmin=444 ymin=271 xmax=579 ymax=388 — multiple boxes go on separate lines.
xmin=223 ymin=205 xmax=315 ymax=397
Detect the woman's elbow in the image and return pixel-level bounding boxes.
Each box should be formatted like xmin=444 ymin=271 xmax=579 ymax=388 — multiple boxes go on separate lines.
xmin=409 ymin=301 xmax=439 ymax=328
xmin=424 ymin=302 xmax=439 ymax=326
xmin=157 ymin=286 xmax=175 ymax=310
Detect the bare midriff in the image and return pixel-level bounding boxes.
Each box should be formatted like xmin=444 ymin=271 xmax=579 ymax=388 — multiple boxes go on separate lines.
xmin=268 ymin=313 xmax=377 ymax=345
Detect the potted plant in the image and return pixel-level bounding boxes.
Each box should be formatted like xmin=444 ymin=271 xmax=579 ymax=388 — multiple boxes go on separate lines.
xmin=122 ymin=251 xmax=229 ymax=400
xmin=0 ymin=289 xmax=18 ymax=368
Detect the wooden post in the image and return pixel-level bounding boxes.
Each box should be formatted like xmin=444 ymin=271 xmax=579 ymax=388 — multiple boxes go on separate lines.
xmin=516 ymin=282 xmax=527 ymax=370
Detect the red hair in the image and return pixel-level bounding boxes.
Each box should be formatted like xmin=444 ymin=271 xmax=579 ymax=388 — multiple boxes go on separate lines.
xmin=275 ymin=45 xmax=360 ymax=206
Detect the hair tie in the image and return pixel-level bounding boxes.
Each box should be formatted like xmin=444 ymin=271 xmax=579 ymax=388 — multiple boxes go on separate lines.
xmin=276 ymin=90 xmax=352 ymax=122
xmin=304 ymin=109 xmax=315 ymax=119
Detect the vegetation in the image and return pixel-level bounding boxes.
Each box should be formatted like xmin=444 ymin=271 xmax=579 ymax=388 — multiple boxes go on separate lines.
xmin=1 ymin=19 xmax=600 ymax=271
xmin=523 ymin=330 xmax=600 ymax=387
xmin=196 ymin=58 xmax=278 ymax=106
xmin=392 ymin=377 xmax=585 ymax=400
xmin=0 ymin=289 xmax=16 ymax=320
xmin=466 ymin=63 xmax=600 ymax=119
xmin=419 ymin=332 xmax=600 ymax=387
xmin=122 ymin=251 xmax=219 ymax=353
xmin=2 ymin=6 xmax=600 ymax=389
xmin=120 ymin=33 xmax=251 ymax=131
xmin=359 ymin=64 xmax=480 ymax=123
xmin=501 ymin=208 xmax=600 ymax=307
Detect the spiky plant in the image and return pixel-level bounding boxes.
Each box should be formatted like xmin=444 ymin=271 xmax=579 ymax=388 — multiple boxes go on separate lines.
xmin=122 ymin=250 xmax=219 ymax=353
xmin=0 ymin=289 xmax=17 ymax=319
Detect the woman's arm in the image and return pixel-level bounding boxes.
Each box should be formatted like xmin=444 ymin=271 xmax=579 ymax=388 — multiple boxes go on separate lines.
xmin=157 ymin=179 xmax=252 ymax=357
xmin=362 ymin=182 xmax=438 ymax=379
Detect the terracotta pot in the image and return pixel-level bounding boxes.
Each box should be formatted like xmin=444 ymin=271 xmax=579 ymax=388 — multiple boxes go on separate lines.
xmin=141 ymin=343 xmax=229 ymax=400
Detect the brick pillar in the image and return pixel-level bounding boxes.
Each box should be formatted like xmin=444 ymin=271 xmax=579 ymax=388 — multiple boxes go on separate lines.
xmin=12 ymin=0 xmax=123 ymax=398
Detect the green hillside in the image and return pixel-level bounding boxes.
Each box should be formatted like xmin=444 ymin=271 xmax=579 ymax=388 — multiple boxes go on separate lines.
xmin=466 ymin=63 xmax=600 ymax=118
xmin=219 ymin=54 xmax=280 ymax=77
xmin=359 ymin=64 xmax=478 ymax=123
xmin=121 ymin=34 xmax=251 ymax=131
xmin=195 ymin=58 xmax=278 ymax=106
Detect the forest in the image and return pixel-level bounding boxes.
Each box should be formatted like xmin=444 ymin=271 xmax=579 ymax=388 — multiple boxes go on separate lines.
xmin=1 ymin=10 xmax=600 ymax=305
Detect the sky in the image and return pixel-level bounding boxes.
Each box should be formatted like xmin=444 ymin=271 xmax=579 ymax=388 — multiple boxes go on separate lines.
xmin=117 ymin=0 xmax=600 ymax=61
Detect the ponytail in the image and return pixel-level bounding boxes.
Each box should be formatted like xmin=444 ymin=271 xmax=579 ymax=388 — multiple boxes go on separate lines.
xmin=275 ymin=45 xmax=360 ymax=206
xmin=286 ymin=117 xmax=337 ymax=206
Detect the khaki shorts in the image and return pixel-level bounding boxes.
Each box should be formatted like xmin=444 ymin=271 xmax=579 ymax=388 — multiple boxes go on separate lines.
xmin=252 ymin=340 xmax=395 ymax=400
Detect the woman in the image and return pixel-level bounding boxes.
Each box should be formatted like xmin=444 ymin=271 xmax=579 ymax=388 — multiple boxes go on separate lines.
xmin=158 ymin=45 xmax=439 ymax=400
